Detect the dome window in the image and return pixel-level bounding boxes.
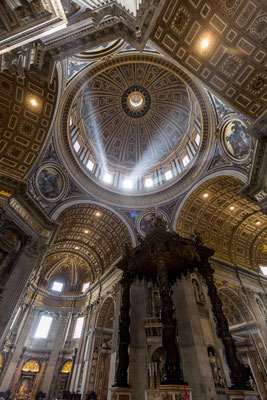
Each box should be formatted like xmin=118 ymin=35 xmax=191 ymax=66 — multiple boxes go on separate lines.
xmin=51 ymin=281 xmax=64 ymax=292
xmin=86 ymin=159 xmax=94 ymax=171
xmin=165 ymin=170 xmax=173 ymax=181
xmin=182 ymin=155 xmax=190 ymax=167
xmin=82 ymin=282 xmax=90 ymax=292
xmin=145 ymin=177 xmax=153 ymax=188
xmin=103 ymin=172 xmax=113 ymax=184
xmin=195 ymin=133 xmax=201 ymax=146
xmin=74 ymin=140 xmax=80 ymax=153
xmin=123 ymin=179 xmax=133 ymax=189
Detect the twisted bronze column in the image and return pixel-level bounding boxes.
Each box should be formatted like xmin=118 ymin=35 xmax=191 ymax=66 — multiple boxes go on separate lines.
xmin=113 ymin=269 xmax=133 ymax=387
xmin=199 ymin=262 xmax=250 ymax=389
xmin=156 ymin=252 xmax=184 ymax=385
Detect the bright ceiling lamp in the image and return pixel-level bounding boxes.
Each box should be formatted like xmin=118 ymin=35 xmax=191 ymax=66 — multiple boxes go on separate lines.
xmin=123 ymin=179 xmax=133 ymax=189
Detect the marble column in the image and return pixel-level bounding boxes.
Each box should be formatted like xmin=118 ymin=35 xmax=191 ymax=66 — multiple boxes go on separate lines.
xmin=129 ymin=279 xmax=147 ymax=400
xmin=173 ymin=277 xmax=217 ymax=400
xmin=0 ymin=304 xmax=35 ymax=391
xmin=0 ymin=239 xmax=46 ymax=344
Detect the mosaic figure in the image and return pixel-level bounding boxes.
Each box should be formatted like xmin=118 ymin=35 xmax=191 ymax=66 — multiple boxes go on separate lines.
xmin=37 ymin=167 xmax=63 ymax=199
xmin=224 ymin=120 xmax=250 ymax=159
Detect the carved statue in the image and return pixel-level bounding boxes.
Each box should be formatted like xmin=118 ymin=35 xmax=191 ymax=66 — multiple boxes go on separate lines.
xmin=192 ymin=279 xmax=205 ymax=305
xmin=208 ymin=348 xmax=221 ymax=387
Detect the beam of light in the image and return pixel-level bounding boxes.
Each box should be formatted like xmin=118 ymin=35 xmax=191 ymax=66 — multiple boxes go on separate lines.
xmin=127 ymin=131 xmax=166 ymax=187
xmin=83 ymin=89 xmax=108 ymax=175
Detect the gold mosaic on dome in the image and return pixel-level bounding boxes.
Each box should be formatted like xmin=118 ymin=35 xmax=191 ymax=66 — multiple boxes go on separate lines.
xmin=175 ymin=176 xmax=267 ymax=271
xmin=151 ymin=0 xmax=267 ymax=120
xmin=61 ymin=360 xmax=72 ymax=373
xmin=22 ymin=360 xmax=39 ymax=372
xmin=41 ymin=204 xmax=132 ymax=289
xmin=0 ymin=70 xmax=58 ymax=180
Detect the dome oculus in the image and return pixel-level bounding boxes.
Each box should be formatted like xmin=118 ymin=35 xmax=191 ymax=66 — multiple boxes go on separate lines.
xmin=121 ymin=85 xmax=151 ymax=118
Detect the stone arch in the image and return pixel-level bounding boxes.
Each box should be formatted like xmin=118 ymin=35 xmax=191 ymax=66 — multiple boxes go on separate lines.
xmin=147 ymin=346 xmax=164 ymax=389
xmin=40 ymin=202 xmax=135 ymax=292
xmin=218 ymin=286 xmax=254 ymax=326
xmin=96 ymin=297 xmax=115 ymax=330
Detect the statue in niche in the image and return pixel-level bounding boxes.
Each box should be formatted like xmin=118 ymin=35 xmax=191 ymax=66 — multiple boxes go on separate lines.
xmin=208 ymin=347 xmax=225 ymax=388
xmin=150 ymin=347 xmax=164 ymax=388
xmin=152 ymin=290 xmax=161 ymax=317
xmin=192 ymin=279 xmax=205 ymax=305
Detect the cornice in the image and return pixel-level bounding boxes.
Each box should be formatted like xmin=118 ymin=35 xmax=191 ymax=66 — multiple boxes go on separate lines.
xmin=210 ymin=256 xmax=267 ymax=285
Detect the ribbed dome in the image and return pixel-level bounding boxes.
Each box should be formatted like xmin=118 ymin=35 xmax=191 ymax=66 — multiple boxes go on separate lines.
xmin=76 ymin=62 xmax=194 ymax=171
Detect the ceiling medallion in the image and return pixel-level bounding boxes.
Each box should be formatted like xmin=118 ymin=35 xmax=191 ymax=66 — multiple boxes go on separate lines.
xmin=122 ymin=85 xmax=151 ymax=118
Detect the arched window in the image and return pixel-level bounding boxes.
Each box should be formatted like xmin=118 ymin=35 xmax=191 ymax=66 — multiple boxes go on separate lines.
xmin=22 ymin=359 xmax=40 ymax=373
xmin=51 ymin=280 xmax=64 ymax=292
xmin=61 ymin=360 xmax=72 ymax=374
xmin=34 ymin=315 xmax=53 ymax=339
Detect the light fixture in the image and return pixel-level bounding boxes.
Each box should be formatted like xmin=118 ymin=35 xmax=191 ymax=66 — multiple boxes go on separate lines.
xmin=95 ymin=212 xmax=101 ymax=217
xmin=75 ymin=246 xmax=79 ymax=250
xmin=123 ymin=179 xmax=133 ymax=189
xmin=229 ymin=206 xmax=235 ymax=210
xmin=256 ymin=221 xmax=261 ymax=225
xmin=201 ymin=38 xmax=209 ymax=49
xmin=203 ymin=193 xmax=209 ymax=198
xmin=165 ymin=170 xmax=173 ymax=181
xmin=30 ymin=98 xmax=38 ymax=106
xmin=84 ymin=230 xmax=89 ymax=234
xmin=103 ymin=172 xmax=112 ymax=184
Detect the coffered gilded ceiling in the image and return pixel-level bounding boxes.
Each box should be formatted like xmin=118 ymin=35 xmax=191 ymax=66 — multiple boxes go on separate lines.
xmin=176 ymin=175 xmax=267 ymax=270
xmin=151 ymin=0 xmax=267 ymax=120
xmin=41 ymin=203 xmax=131 ymax=290
xmin=0 ymin=70 xmax=58 ymax=180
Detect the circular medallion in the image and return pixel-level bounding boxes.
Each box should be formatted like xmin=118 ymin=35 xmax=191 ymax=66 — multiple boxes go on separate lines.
xmin=36 ymin=165 xmax=65 ymax=201
xmin=223 ymin=119 xmax=251 ymax=160
xmin=121 ymin=85 xmax=151 ymax=118
xmin=137 ymin=210 xmax=169 ymax=237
